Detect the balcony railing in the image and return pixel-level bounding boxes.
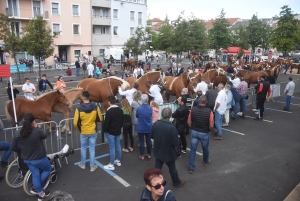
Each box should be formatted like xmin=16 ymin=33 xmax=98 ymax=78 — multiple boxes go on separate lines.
xmin=5 ymin=8 xmax=49 ymax=20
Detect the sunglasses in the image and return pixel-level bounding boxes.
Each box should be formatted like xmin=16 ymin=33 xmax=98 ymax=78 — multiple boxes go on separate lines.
xmin=150 ymin=180 xmax=167 ymax=190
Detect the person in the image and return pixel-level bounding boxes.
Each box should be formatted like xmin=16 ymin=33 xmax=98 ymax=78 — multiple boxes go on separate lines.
xmin=177 ymin=65 xmax=184 ymax=76
xmin=38 ymin=74 xmax=53 ymax=94
xmin=193 ymin=90 xmax=203 ymax=107
xmin=236 ymin=77 xmax=248 ymax=118
xmin=74 ymin=91 xmax=103 ymax=172
xmin=227 ymin=65 xmax=234 ymax=76
xmin=122 ymin=70 xmax=131 ymax=79
xmin=118 ymin=82 xmax=139 ymax=105
xmin=205 ymin=84 xmax=218 ymax=111
xmin=156 ymin=65 xmax=162 ymax=71
xmin=267 ymin=74 xmax=276 ymax=85
xmin=230 ymin=74 xmax=241 ymax=88
xmin=284 ymin=62 xmax=289 ymax=74
xmin=65 ymin=68 xmax=72 ymax=76
xmin=22 ymin=78 xmax=36 ymax=100
xmin=55 ymin=76 xmax=66 ymax=93
xmin=121 ymin=99 xmax=134 ymax=153
xmin=137 ymin=71 xmax=142 ymax=79
xmin=140 ymin=168 xmax=176 ymax=201
xmin=103 ymin=96 xmax=123 ymax=170
xmin=193 ymin=77 xmax=208 ymax=95
xmin=151 ymin=108 xmax=186 ymax=188
xmin=254 ymin=76 xmax=271 ymax=120
xmin=97 ymin=60 xmax=103 ymax=69
xmin=172 ymin=96 xmax=189 ymax=154
xmin=150 ymin=101 xmax=159 ymax=124
xmin=180 ymin=88 xmax=192 ymax=110
xmin=223 ymin=84 xmax=233 ymax=127
xmin=283 ymin=77 xmax=295 ymax=111
xmin=0 ymin=140 xmax=12 ymax=168
xmin=213 ymin=83 xmax=227 ymax=140
xmin=82 ymin=62 xmax=87 ymax=78
xmin=87 ymin=62 xmax=94 ymax=76
xmin=131 ymin=90 xmax=142 ymax=135
xmin=75 ymin=60 xmax=81 ymax=77
xmin=147 ymin=81 xmax=163 ymax=105
xmin=165 ymin=68 xmax=172 ymax=76
xmin=7 ymin=82 xmax=19 ymax=100
xmin=109 ymin=55 xmax=114 ymax=63
xmin=95 ymin=66 xmax=101 ymax=78
xmin=187 ymin=95 xmax=214 ymax=173
xmin=10 ymin=113 xmax=51 ymax=200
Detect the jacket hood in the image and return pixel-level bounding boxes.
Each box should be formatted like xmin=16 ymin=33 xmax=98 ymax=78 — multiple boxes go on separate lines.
xmin=80 ymin=102 xmax=96 ymax=113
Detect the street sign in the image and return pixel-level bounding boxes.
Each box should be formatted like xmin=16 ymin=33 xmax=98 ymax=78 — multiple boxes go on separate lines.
xmin=268 ymin=50 xmax=273 ymax=55
xmin=257 ymin=48 xmax=261 ymax=53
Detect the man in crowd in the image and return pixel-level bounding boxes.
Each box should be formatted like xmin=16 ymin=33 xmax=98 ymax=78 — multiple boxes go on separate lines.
xmin=178 ymin=65 xmax=185 ymax=76
xmin=236 ymin=77 xmax=248 ymax=119
xmin=7 ymin=82 xmax=19 ymax=100
xmin=193 ymin=91 xmax=203 ymax=107
xmin=147 ymin=81 xmax=163 ymax=105
xmin=230 ymin=74 xmax=241 ymax=88
xmin=151 ymin=107 xmax=186 ymax=188
xmin=283 ymin=77 xmax=295 ymax=111
xmin=74 ymin=91 xmax=103 ymax=172
xmin=122 ymin=70 xmax=131 ymax=79
xmin=205 ymin=84 xmax=218 ymax=111
xmin=165 ymin=68 xmax=172 ymax=76
xmin=103 ymin=96 xmax=123 ymax=170
xmin=156 ymin=65 xmax=162 ymax=71
xmin=118 ymin=82 xmax=139 ymax=105
xmin=87 ymin=62 xmax=94 ymax=76
xmin=188 ymin=95 xmax=214 ymax=173
xmin=254 ymin=76 xmax=271 ymax=120
xmin=213 ymin=83 xmax=227 ymax=140
xmin=193 ymin=77 xmax=208 ymax=95
xmin=38 ymin=74 xmax=53 ymax=94
xmin=75 ymin=59 xmax=81 ymax=77
xmin=22 ymin=78 xmax=36 ymax=100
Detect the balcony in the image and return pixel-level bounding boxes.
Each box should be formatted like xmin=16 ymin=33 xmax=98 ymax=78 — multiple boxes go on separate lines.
xmin=93 ymin=34 xmax=112 ymax=44
xmin=91 ymin=0 xmax=111 ymax=8
xmin=6 ymin=8 xmax=49 ymax=20
xmin=92 ymin=16 xmax=111 ymax=26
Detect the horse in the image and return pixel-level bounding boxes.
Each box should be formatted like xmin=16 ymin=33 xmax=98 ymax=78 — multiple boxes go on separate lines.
xmin=250 ymin=63 xmax=264 ymax=71
xmin=236 ymin=70 xmax=268 ymax=86
xmin=187 ymin=72 xmax=202 ymax=98
xmin=164 ymin=70 xmax=193 ymax=102
xmin=219 ymin=65 xmax=229 ymax=72
xmin=192 ymin=55 xmax=203 ymax=65
xmin=127 ymin=60 xmax=138 ymax=71
xmin=264 ymin=65 xmax=281 ymax=80
xmin=121 ymin=62 xmax=128 ymax=71
xmin=124 ymin=71 xmax=165 ymax=94
xmin=202 ymin=69 xmax=227 ymax=87
xmin=5 ymin=90 xmax=70 ymax=127
xmin=77 ymin=76 xmax=130 ymax=111
xmin=290 ymin=63 xmax=300 ymax=74
xmin=52 ymin=88 xmax=83 ymax=135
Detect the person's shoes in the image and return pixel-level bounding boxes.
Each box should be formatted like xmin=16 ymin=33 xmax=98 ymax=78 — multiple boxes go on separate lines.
xmin=283 ymin=108 xmax=289 ymax=111
xmin=0 ymin=161 xmax=8 ymax=168
xmin=128 ymin=147 xmax=134 ymax=152
xmin=254 ymin=117 xmax=263 ymax=121
xmin=255 ymin=112 xmax=258 ymax=114
xmin=222 ymin=123 xmax=229 ymax=127
xmin=203 ymin=158 xmax=210 ymax=166
xmin=30 ymin=187 xmax=39 ymax=195
xmin=252 ymin=109 xmax=258 ymax=112
xmin=213 ymin=136 xmax=222 ymax=140
xmin=237 ymin=112 xmax=242 ymax=116
xmin=181 ymin=150 xmax=186 ymax=154
xmin=104 ymin=163 xmax=115 ymax=170
xmin=78 ymin=162 xmax=85 ymax=170
xmin=174 ymin=180 xmax=186 ymax=188
xmin=90 ymin=165 xmax=98 ymax=172
xmin=114 ymin=159 xmax=121 ymax=167
xmin=231 ymin=117 xmax=236 ymax=120
xmin=122 ymin=148 xmax=129 ymax=153
xmin=38 ymin=191 xmax=50 ymax=201
xmin=188 ymin=169 xmax=194 ymax=174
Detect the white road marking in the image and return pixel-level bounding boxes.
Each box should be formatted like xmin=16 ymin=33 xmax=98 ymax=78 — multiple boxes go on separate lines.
xmin=276 ymin=101 xmax=300 ymax=106
xmin=245 ymin=116 xmax=273 ymax=123
xmin=186 ymin=148 xmax=203 ymax=156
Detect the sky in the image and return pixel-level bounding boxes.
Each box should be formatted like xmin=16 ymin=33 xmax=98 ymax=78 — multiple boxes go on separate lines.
xmin=147 ymin=0 xmax=300 ymax=21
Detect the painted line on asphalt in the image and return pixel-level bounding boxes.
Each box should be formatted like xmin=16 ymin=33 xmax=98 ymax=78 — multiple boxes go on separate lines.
xmin=74 ymin=153 xmax=110 ymax=165
xmin=292 ymin=96 xmax=300 ymax=100
xmin=222 ymin=128 xmax=245 ymax=136
xmin=276 ymin=101 xmax=300 ymax=106
xmin=244 ymin=116 xmax=273 ymax=123
xmin=265 ymin=108 xmax=292 ymax=113
xmin=186 ymin=148 xmax=203 ymax=156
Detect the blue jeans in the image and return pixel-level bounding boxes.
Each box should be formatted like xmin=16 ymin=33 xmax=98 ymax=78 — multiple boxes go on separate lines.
xmin=285 ymin=95 xmax=292 ymax=110
xmin=189 ymin=130 xmax=209 ymax=170
xmin=215 ymin=111 xmax=222 ymax=137
xmin=24 ymin=157 xmax=51 ymax=194
xmin=0 ymin=141 xmax=12 ymax=162
xmin=233 ymin=101 xmax=239 ymax=118
xmin=138 ymin=133 xmax=152 ymax=156
xmin=80 ymin=133 xmax=97 ymax=168
xmin=239 ymin=94 xmax=247 ymax=117
xmin=105 ymin=133 xmax=122 ymax=165
xmin=76 ymin=68 xmax=80 ymax=76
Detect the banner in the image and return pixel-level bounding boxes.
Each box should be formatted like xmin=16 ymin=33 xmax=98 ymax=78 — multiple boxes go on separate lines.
xmin=0 ymin=64 xmax=12 ymax=78
xmin=270 ymin=84 xmax=280 ymax=98
xmin=10 ymin=64 xmax=27 ymax=73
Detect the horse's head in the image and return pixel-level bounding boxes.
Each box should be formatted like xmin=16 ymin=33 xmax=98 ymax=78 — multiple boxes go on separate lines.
xmin=55 ymin=90 xmax=70 ymax=107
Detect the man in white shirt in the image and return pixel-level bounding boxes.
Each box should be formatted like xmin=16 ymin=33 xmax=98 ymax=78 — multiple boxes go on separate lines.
xmin=213 ymin=83 xmax=227 ymax=140
xmin=147 ymin=81 xmax=163 ymax=105
xmin=118 ymin=82 xmax=139 ymax=105
xmin=283 ymin=77 xmax=295 ymax=111
xmin=193 ymin=77 xmax=208 ymax=95
xmin=229 ymin=74 xmax=241 ymax=88
xmin=87 ymin=62 xmax=94 ymax=76
xmin=133 ymin=66 xmax=144 ymax=78
xmin=22 ymin=78 xmax=36 ymax=100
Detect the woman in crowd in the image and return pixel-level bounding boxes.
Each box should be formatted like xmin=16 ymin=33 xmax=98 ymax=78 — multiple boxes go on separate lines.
xmin=56 ymin=76 xmax=66 ymax=93
xmin=150 ymin=101 xmax=159 ymax=124
xmin=121 ymin=99 xmax=134 ymax=153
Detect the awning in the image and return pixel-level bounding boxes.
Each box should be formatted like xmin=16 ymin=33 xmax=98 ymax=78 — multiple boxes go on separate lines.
xmin=0 ymin=64 xmax=11 ymax=78
xmin=223 ymin=47 xmax=251 ymax=55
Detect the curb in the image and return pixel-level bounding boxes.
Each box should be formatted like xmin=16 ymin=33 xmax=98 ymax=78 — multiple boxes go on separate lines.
xmin=284 ymin=183 xmax=300 ymax=201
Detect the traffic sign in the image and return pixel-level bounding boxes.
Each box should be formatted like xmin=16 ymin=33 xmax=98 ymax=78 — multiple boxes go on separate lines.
xmin=268 ymin=50 xmax=273 ymax=55
xmin=257 ymin=48 xmax=261 ymax=53
xmin=268 ymin=55 xmax=272 ymax=60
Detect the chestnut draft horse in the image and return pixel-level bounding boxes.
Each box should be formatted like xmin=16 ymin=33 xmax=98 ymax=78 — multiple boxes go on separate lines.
xmin=264 ymin=65 xmax=281 ymax=80
xmin=52 ymin=88 xmax=83 ymax=135
xmin=236 ymin=70 xmax=268 ymax=87
xmin=127 ymin=60 xmax=138 ymax=71
xmin=5 ymin=90 xmax=70 ymax=127
xmin=77 ymin=76 xmax=130 ymax=111
xmin=202 ymin=68 xmax=227 ymax=87
xmin=164 ymin=70 xmax=193 ymax=102
xmin=187 ymin=72 xmax=202 ymax=98
xmin=124 ymin=71 xmax=165 ymax=94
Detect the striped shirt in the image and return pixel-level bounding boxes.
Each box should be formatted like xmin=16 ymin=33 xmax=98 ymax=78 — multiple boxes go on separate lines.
xmin=236 ymin=81 xmax=248 ymax=95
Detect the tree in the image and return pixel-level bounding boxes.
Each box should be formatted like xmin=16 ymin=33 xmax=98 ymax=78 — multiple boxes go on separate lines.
xmin=269 ymin=5 xmax=300 ymax=55
xmin=261 ymin=23 xmax=273 ymax=54
xmin=124 ymin=27 xmax=148 ymax=58
xmin=22 ymin=15 xmax=56 ymax=77
xmin=208 ymin=9 xmax=232 ymax=51
xmin=232 ymin=24 xmax=249 ymax=57
xmin=247 ymin=14 xmax=264 ymax=52
xmin=155 ymin=20 xmax=174 ymax=56
xmin=187 ymin=15 xmax=208 ymax=54
xmin=0 ymin=13 xmax=24 ymax=83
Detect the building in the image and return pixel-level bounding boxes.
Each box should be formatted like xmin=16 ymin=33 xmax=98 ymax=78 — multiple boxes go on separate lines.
xmin=204 ymin=18 xmax=240 ymax=30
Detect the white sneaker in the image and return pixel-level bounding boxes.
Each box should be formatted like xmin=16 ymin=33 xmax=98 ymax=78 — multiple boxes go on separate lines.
xmin=104 ymin=163 xmax=115 ymax=170
xmin=237 ymin=112 xmax=242 ymax=116
xmin=61 ymin=144 xmax=69 ymax=154
xmin=114 ymin=160 xmax=121 ymax=167
xmin=255 ymin=112 xmax=258 ymax=114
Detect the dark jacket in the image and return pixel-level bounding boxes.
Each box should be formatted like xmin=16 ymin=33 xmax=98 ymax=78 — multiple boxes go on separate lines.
xmin=75 ymin=60 xmax=80 ymax=68
xmin=38 ymin=79 xmax=53 ymax=92
xmin=151 ymin=119 xmax=179 ymax=162
xmin=165 ymin=71 xmax=171 ymax=76
xmin=178 ymin=68 xmax=184 ymax=76
xmin=11 ymin=128 xmax=47 ymax=160
xmin=7 ymin=87 xmax=19 ymax=100
xmin=267 ymin=75 xmax=276 ymax=85
xmin=136 ymin=104 xmax=152 ymax=133
xmin=227 ymin=67 xmax=234 ymax=73
xmin=172 ymin=104 xmax=189 ymax=133
xmin=193 ymin=96 xmax=200 ymax=107
xmin=122 ymin=108 xmax=132 ymax=127
xmin=104 ymin=105 xmax=123 ymax=136
xmin=140 ymin=188 xmax=176 ymax=201
xmin=257 ymin=81 xmax=271 ymax=100
xmin=205 ymin=89 xmax=218 ymax=110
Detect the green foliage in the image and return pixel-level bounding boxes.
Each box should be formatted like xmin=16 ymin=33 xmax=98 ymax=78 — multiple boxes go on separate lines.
xmin=261 ymin=23 xmax=273 ymax=52
xmin=187 ymin=15 xmax=208 ymax=53
xmin=152 ymin=21 xmax=174 ymax=54
xmin=246 ymin=14 xmax=264 ymax=52
xmin=124 ymin=27 xmax=148 ymax=58
xmin=231 ymin=24 xmax=249 ymax=57
xmin=269 ymin=5 xmax=300 ymax=54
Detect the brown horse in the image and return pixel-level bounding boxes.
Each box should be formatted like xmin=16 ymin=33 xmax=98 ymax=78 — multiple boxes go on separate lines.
xmin=78 ymin=76 xmax=130 ymax=111
xmin=187 ymin=72 xmax=202 ymax=98
xmin=264 ymin=65 xmax=280 ymax=80
xmin=290 ymin=63 xmax=300 ymax=74
xmin=5 ymin=90 xmax=70 ymax=126
xmin=124 ymin=71 xmax=165 ymax=94
xmin=237 ymin=70 xmax=268 ymax=86
xmin=202 ymin=69 xmax=227 ymax=84
xmin=164 ymin=70 xmax=193 ymax=102
xmin=250 ymin=63 xmax=264 ymax=71
xmin=127 ymin=60 xmax=138 ymax=71
xmin=219 ymin=65 xmax=229 ymax=71
xmin=121 ymin=62 xmax=128 ymax=71
xmin=51 ymin=88 xmax=83 ymax=135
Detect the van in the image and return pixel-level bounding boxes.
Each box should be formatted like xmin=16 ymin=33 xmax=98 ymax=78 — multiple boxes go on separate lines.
xmin=104 ymin=48 xmax=123 ymax=63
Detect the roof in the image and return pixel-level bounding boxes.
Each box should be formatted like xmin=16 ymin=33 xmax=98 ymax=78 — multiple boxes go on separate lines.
xmin=230 ymin=19 xmax=250 ymax=29
xmin=152 ymin=21 xmax=164 ymax=31
xmin=205 ymin=18 xmax=239 ymax=29
xmin=151 ymin=18 xmax=163 ymax=22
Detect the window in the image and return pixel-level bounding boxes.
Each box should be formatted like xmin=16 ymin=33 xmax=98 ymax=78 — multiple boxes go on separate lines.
xmin=100 ymin=49 xmax=104 ymax=56
xmin=113 ymin=9 xmax=118 ymax=19
xmin=130 ymin=27 xmax=134 ymax=36
xmin=72 ymin=4 xmax=79 ymax=16
xmin=7 ymin=0 xmax=19 ymax=17
xmin=52 ymin=23 xmax=60 ymax=35
xmin=100 ymin=9 xmax=108 ymax=18
xmin=138 ymin=12 xmax=142 ymax=25
xmin=130 ymin=11 xmax=135 ymax=20
xmin=51 ymin=2 xmax=59 ymax=15
xmin=74 ymin=50 xmax=80 ymax=58
xmin=113 ymin=26 xmax=118 ymax=35
xmin=32 ymin=1 xmax=41 ymax=17
xmin=11 ymin=22 xmax=20 ymax=37
xmin=73 ymin=24 xmax=80 ymax=35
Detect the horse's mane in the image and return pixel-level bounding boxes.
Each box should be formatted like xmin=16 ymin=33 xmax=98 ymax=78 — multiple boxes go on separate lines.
xmin=65 ymin=88 xmax=83 ymax=93
xmin=100 ymin=76 xmax=130 ymax=90
xmin=137 ymin=71 xmax=160 ymax=80
xmin=36 ymin=90 xmax=59 ymax=100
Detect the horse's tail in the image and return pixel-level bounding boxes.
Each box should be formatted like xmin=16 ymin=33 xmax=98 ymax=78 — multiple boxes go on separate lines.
xmin=5 ymin=101 xmax=12 ymax=120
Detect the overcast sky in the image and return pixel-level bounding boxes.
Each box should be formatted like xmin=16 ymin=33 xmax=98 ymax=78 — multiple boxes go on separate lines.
xmin=147 ymin=0 xmax=300 ymax=21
